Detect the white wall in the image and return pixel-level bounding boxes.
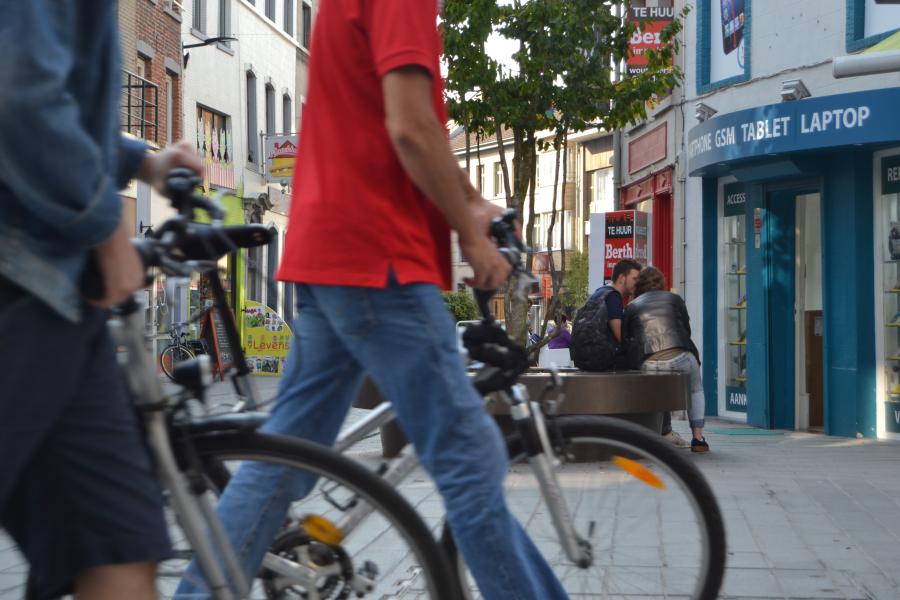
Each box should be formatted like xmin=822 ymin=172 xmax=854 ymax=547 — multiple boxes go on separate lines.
xmin=182 ymin=0 xmax=244 ymax=168
xmin=236 ymin=0 xmax=299 ymax=203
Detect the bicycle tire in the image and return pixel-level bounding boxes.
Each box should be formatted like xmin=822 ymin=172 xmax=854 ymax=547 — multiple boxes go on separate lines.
xmin=159 ymin=431 xmax=460 ymax=600
xmin=160 ymin=344 xmax=195 ymax=381
xmin=441 ymin=416 xmax=726 ymax=600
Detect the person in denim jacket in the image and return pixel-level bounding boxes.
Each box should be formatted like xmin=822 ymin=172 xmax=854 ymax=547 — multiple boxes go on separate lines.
xmin=0 ymin=2 xmax=201 ymax=597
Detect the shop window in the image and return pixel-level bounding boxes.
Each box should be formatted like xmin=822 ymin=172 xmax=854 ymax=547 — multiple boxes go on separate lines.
xmin=247 ymin=246 xmax=263 ymax=302
xmin=879 ymin=153 xmax=900 ymax=435
xmin=267 ymin=227 xmax=279 ymax=312
xmin=723 ymin=182 xmax=748 ymax=413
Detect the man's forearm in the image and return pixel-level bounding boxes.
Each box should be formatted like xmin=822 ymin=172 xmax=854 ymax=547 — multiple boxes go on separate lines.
xmin=388 ymin=116 xmax=480 ymax=242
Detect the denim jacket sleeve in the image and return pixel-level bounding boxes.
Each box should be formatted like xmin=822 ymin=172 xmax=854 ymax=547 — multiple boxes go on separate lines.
xmin=118 ymin=135 xmax=150 ymax=189
xmin=0 ymin=1 xmax=144 ymax=250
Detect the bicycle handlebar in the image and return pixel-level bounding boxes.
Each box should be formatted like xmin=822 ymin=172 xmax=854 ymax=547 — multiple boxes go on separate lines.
xmin=472 ymin=209 xmax=529 ymax=323
xmin=464 ymin=209 xmax=538 ymax=395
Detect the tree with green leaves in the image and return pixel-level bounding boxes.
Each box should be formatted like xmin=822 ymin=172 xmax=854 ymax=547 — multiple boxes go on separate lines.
xmin=441 ymin=290 xmax=479 ymax=322
xmin=442 ymin=0 xmax=688 ymax=344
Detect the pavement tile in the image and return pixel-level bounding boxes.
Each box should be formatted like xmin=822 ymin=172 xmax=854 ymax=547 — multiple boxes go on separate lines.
xmin=4 ymin=377 xmax=900 ymax=600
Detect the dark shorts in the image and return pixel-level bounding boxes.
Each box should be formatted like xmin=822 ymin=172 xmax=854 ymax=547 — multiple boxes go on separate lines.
xmin=0 ymin=278 xmax=172 ymax=598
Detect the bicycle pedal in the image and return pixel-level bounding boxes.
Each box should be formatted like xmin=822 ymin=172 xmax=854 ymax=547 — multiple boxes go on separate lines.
xmin=301 ymin=514 xmax=344 ymax=545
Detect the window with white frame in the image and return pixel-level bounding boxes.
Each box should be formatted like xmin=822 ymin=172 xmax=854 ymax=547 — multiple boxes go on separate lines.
xmin=192 ymin=0 xmax=206 ymax=32
xmin=218 ymin=0 xmax=230 ymax=39
xmin=592 ymin=167 xmax=614 ymax=214
xmin=534 ymin=211 xmax=573 ymax=251
xmin=246 ymin=71 xmax=258 ymax=163
xmin=165 ymin=74 xmax=174 ymax=144
xmin=283 ymin=0 xmax=294 ymax=35
xmin=265 ymin=0 xmax=276 ymax=22
xmin=301 ymin=1 xmax=312 ymax=49
xmin=282 ymin=94 xmax=292 ymax=134
xmin=537 ymin=152 xmax=557 ymax=188
xmin=493 ymin=163 xmax=504 ymax=197
xmin=265 ymin=84 xmax=276 ymax=134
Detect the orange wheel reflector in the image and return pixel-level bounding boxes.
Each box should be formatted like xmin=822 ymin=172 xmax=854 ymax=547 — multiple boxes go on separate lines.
xmin=302 ymin=515 xmax=344 ymax=545
xmin=611 ymin=456 xmax=666 ymax=489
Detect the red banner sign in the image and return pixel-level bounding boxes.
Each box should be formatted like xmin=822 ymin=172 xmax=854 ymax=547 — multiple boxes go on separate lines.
xmin=602 ymin=211 xmax=649 ymax=280
xmin=627 ymin=20 xmax=670 ymax=75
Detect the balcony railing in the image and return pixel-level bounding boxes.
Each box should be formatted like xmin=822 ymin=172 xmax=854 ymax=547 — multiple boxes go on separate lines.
xmin=122 ymin=70 xmax=159 ymax=143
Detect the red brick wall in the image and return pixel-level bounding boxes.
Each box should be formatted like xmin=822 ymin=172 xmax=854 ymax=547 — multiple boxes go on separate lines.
xmin=131 ymin=1 xmax=183 ymax=145
xmin=119 ymin=0 xmax=138 ymax=73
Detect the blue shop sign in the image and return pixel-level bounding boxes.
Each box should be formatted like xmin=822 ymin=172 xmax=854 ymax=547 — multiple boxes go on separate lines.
xmin=688 ymin=87 xmax=900 ymax=175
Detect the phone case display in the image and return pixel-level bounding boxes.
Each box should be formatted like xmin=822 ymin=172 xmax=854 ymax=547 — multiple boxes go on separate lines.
xmin=720 ymin=0 xmax=746 ymax=55
xmin=882 ymin=184 xmax=900 ymax=433
xmin=724 ymin=212 xmax=748 ymax=411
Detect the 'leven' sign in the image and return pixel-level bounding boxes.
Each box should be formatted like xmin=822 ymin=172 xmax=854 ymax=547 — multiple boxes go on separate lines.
xmin=688 ymin=88 xmax=900 ymax=175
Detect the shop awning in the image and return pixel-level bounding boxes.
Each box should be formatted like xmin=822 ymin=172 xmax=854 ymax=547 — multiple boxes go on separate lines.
xmin=687 ymin=87 xmax=900 ymax=176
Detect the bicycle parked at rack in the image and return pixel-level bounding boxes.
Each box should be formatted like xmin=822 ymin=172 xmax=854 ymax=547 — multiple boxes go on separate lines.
xmin=159 ymin=322 xmax=203 ymax=381
xmin=98 ymin=169 xmax=459 ymax=600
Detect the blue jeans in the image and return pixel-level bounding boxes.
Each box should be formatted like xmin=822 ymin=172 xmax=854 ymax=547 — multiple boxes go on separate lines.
xmin=176 ymin=280 xmax=568 ymax=599
xmin=642 ymin=351 xmax=706 ymax=429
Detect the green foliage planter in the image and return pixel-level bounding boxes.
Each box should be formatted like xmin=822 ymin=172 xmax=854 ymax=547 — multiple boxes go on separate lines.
xmin=441 ymin=290 xmax=479 ymax=322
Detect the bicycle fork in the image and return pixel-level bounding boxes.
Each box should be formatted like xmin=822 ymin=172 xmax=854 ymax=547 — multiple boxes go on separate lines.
xmin=505 ymin=385 xmax=593 ymax=568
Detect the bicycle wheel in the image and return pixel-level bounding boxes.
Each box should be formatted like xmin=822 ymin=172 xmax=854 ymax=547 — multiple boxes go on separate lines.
xmin=157 ymin=431 xmax=459 ymax=600
xmin=442 ymin=416 xmax=726 ymax=600
xmin=159 ymin=344 xmax=195 ymax=381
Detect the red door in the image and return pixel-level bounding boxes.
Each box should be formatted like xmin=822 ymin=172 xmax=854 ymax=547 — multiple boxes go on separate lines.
xmin=653 ymin=193 xmax=673 ymax=288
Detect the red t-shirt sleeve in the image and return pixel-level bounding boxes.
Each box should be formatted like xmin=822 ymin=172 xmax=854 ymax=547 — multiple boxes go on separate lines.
xmin=365 ymin=0 xmax=438 ymax=78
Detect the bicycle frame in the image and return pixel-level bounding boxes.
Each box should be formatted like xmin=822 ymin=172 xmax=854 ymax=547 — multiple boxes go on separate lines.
xmin=110 ymin=301 xmax=251 ymax=600
xmin=327 ymin=381 xmax=592 ymax=566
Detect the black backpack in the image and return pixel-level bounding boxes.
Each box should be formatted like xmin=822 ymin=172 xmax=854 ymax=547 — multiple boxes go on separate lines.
xmin=570 ymin=287 xmax=620 ymax=372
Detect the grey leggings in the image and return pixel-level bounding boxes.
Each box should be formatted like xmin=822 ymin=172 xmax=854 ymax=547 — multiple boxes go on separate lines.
xmin=642 ymin=351 xmax=705 ymax=429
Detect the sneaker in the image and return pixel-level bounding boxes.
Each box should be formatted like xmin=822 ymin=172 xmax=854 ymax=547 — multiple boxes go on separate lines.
xmin=663 ymin=431 xmax=691 ymax=449
xmin=691 ymin=437 xmax=710 ymax=453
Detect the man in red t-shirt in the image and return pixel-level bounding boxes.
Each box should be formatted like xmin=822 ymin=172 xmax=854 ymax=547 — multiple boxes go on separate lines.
xmin=176 ymin=0 xmax=569 ymax=598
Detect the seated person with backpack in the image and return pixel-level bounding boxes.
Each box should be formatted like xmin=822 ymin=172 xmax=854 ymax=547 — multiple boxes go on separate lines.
xmin=570 ymin=259 xmax=641 ymax=372
xmin=622 ymin=266 xmax=709 ymax=453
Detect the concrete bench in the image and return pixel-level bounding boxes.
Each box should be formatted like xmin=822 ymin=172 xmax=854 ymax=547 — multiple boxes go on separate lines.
xmin=354 ymin=370 xmax=690 ymax=458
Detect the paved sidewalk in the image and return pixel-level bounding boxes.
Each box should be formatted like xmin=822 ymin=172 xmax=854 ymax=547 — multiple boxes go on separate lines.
xmin=2 ymin=376 xmax=899 ymax=598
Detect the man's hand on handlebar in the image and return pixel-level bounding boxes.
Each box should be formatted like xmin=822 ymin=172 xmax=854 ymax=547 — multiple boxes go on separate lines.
xmin=461 ymin=234 xmax=512 ymax=290
xmin=136 ymin=140 xmax=204 ymax=195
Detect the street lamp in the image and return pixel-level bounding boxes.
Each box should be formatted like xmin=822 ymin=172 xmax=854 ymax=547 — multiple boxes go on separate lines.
xmin=183 ymin=36 xmax=238 ymax=68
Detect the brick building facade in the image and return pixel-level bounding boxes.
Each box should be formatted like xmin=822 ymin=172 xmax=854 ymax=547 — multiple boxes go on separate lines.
xmin=119 ymin=0 xmax=184 ymax=147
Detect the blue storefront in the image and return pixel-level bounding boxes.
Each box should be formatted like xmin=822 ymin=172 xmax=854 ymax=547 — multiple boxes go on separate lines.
xmin=689 ymin=86 xmax=900 ymax=439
